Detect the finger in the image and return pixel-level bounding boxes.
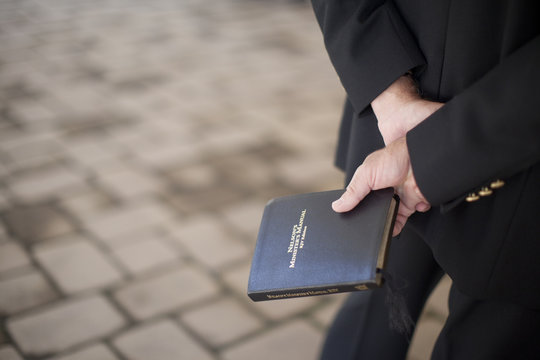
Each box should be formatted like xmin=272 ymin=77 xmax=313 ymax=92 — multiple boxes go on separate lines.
xmin=402 ymin=183 xmax=430 ymax=212
xmin=332 ymin=167 xmax=372 ymax=212
xmin=397 ymin=200 xmax=416 ymax=219
xmin=393 ymin=213 xmax=408 ymax=236
xmin=415 ymin=202 xmax=431 ymax=212
xmin=392 ymin=202 xmax=415 ymax=236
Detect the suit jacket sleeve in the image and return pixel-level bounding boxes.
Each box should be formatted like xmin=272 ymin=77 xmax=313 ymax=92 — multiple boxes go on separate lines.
xmin=310 ymin=0 xmax=425 ymax=113
xmin=407 ymin=35 xmax=540 ymax=206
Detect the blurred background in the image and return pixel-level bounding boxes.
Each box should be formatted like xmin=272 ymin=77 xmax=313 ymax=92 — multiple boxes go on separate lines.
xmin=0 ymin=0 xmax=450 ymax=359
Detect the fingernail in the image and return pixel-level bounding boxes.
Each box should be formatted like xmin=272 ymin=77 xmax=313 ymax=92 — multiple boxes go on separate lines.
xmin=332 ymin=198 xmax=342 ymax=209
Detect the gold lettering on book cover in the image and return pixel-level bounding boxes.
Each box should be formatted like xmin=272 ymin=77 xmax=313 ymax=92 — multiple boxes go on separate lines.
xmin=287 ymin=209 xmax=307 ymax=269
xmin=266 ymin=288 xmax=339 ymax=299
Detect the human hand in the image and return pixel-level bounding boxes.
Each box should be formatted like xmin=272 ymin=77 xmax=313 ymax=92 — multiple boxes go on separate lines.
xmin=332 ymin=137 xmax=430 ymax=236
xmin=371 ymin=75 xmax=444 ymax=145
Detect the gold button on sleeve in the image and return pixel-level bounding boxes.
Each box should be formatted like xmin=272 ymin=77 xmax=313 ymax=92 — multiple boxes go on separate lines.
xmin=490 ymin=179 xmax=505 ymax=189
xmin=478 ymin=187 xmax=493 ymax=196
xmin=466 ymin=193 xmax=480 ymax=202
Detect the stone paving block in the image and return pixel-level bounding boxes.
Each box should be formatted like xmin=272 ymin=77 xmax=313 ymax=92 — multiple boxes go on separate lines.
xmin=213 ymin=151 xmax=276 ymax=189
xmin=168 ymin=184 xmax=247 ymax=215
xmin=0 ymin=345 xmax=23 ymax=360
xmin=59 ymin=189 xmax=117 ymax=219
xmin=406 ymin=278 xmax=450 ymax=360
xmin=407 ymin=317 xmax=444 ymax=360
xmin=202 ymin=128 xmax=266 ymax=156
xmin=83 ymin=200 xmax=174 ymax=241
xmin=97 ymin=224 xmax=171 ymax=249
xmin=7 ymin=165 xmax=87 ymax=202
xmin=101 ymin=126 xmax=143 ymax=152
xmin=280 ymin=131 xmax=338 ymax=167
xmin=119 ymin=117 xmax=193 ymax=145
xmin=0 ymin=192 xmax=10 ymax=213
xmin=222 ymin=320 xmax=323 ymax=360
xmin=110 ymin=237 xmax=180 ymax=275
xmin=47 ymin=343 xmax=119 ymax=360
xmin=310 ymin=293 xmax=348 ymax=328
xmin=34 ymin=237 xmax=122 ymax=294
xmin=113 ymin=319 xmax=214 ymax=360
xmin=133 ymin=140 xmax=203 ymax=169
xmin=7 ymin=295 xmax=126 ymax=356
xmin=2 ymin=204 xmax=75 ymax=244
xmin=0 ymin=131 xmax=62 ymax=164
xmin=63 ymin=139 xmax=126 ymax=168
xmin=424 ymin=275 xmax=451 ymax=319
xmin=0 ymin=242 xmax=31 ymax=274
xmin=0 ymin=221 xmax=8 ymax=242
xmin=170 ymin=215 xmax=250 ymax=269
xmin=60 ymin=112 xmax=132 ymax=140
xmin=180 ymin=297 xmax=264 ymax=347
xmin=0 ymin=269 xmax=58 ymax=315
xmin=251 ymin=296 xmax=321 ymax=322
xmin=96 ymin=167 xmax=161 ymax=199
xmin=114 ymin=266 xmax=220 ymax=320
xmin=5 ymin=99 xmax=57 ymax=131
xmin=167 ymin=163 xmax=218 ymax=190
xmin=51 ymin=86 xmax=119 ymax=121
xmin=221 ymin=261 xmax=256 ymax=297
xmin=220 ymin=200 xmax=266 ymax=240
xmin=2 ymin=153 xmax=62 ymax=178
xmin=276 ymin=156 xmax=344 ymax=191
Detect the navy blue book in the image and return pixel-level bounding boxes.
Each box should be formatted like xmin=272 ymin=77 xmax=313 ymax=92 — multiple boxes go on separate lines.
xmin=248 ymin=189 xmax=399 ymax=301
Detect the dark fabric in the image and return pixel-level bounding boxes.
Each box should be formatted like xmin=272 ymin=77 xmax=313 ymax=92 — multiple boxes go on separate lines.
xmin=320 ymin=226 xmax=444 ymax=360
xmin=334 ymin=98 xmax=355 ymax=171
xmin=311 ymin=0 xmax=426 ymax=113
xmin=343 ymin=106 xmax=384 ymax=181
xmin=321 ymin=262 xmax=540 ymax=360
xmin=408 ymin=34 xmax=540 ymax=205
xmin=312 ymin=0 xmax=540 ymax=308
xmin=431 ymin=285 xmax=540 ymax=359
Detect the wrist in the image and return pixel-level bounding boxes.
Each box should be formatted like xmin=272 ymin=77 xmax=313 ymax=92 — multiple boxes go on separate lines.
xmin=371 ymin=74 xmax=420 ymax=120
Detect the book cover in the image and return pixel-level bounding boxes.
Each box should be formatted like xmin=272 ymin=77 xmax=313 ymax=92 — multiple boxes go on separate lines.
xmin=247 ymin=188 xmax=398 ymax=301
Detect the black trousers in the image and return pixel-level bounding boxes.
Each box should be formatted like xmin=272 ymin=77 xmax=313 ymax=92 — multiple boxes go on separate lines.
xmin=319 ymin=225 xmax=540 ymax=359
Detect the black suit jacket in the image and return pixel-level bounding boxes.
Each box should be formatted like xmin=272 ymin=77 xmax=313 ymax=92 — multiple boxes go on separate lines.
xmin=311 ymin=0 xmax=540 ymax=308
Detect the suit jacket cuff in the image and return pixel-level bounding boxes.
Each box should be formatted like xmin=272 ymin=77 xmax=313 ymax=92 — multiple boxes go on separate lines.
xmin=406 ymin=35 xmax=540 ymax=207
xmin=314 ymin=0 xmax=425 ymax=113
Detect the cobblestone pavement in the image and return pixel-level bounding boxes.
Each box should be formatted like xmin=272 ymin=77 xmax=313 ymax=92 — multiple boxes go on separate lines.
xmin=0 ymin=0 xmax=451 ymax=359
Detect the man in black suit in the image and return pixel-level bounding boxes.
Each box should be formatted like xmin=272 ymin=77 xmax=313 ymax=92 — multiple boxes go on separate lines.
xmin=310 ymin=0 xmax=540 ymax=358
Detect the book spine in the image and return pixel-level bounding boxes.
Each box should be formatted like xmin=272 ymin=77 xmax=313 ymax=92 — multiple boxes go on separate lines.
xmin=248 ymin=283 xmax=379 ymax=302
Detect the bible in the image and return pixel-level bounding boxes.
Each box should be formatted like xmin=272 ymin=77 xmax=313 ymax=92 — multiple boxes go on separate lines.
xmin=247 ymin=188 xmax=399 ymax=301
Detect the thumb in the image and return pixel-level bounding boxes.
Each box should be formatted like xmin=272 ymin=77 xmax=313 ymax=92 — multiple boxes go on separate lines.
xmin=332 ymin=165 xmax=372 ymax=212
